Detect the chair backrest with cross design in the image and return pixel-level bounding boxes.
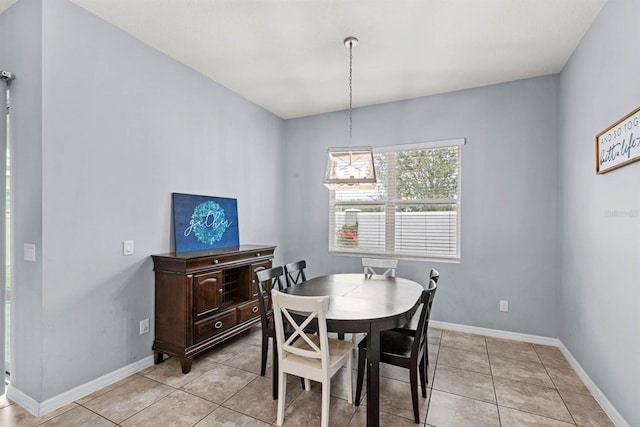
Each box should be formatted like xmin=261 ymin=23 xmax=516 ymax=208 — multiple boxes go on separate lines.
xmin=284 ymin=259 xmax=307 ymax=287
xmin=362 ymin=257 xmax=398 ymax=278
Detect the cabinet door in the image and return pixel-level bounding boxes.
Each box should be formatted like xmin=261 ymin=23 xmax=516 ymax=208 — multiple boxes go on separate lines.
xmin=193 ymin=271 xmax=223 ymax=320
xmin=250 ymin=260 xmax=272 ymax=298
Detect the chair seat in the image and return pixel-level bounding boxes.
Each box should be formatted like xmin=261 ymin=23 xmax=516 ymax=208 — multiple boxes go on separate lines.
xmin=357 ymin=330 xmax=415 ymax=360
xmin=289 ymin=334 xmax=353 ymax=366
xmin=392 ymin=308 xmax=421 ymax=335
xmin=285 ymin=335 xmax=353 ymax=379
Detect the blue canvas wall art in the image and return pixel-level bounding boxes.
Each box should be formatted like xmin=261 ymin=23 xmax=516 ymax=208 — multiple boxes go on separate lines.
xmin=173 ymin=193 xmax=240 ymax=253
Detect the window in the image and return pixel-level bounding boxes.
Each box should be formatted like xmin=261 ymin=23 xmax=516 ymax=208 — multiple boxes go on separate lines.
xmin=329 ymin=139 xmax=463 ymax=260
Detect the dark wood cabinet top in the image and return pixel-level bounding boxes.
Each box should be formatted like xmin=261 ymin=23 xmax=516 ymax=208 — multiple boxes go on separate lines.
xmin=152 ymin=244 xmax=276 ymax=260
xmin=151 ymin=245 xmax=276 ymax=274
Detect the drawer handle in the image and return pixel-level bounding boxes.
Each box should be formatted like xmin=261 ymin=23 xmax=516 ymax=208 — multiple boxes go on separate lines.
xmin=256 ymin=253 xmax=261 ymax=257
xmin=218 ymin=288 xmax=223 ymax=294
xmin=252 ymin=279 xmax=256 ymax=284
xmin=214 ymin=321 xmax=223 ymax=329
xmin=213 ymin=259 xmax=219 ymax=264
xmin=252 ymin=306 xmax=259 ymax=313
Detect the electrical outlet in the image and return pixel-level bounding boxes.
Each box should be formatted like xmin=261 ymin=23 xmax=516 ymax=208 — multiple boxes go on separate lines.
xmin=139 ymin=318 xmax=150 ymax=335
xmin=500 ymin=300 xmax=509 ymax=312
xmin=24 ymin=243 xmax=36 ymax=262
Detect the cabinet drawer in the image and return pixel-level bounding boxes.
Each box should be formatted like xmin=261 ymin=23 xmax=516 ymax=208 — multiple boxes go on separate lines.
xmin=188 ymin=249 xmax=275 ymax=272
xmin=237 ymin=299 xmax=261 ymax=323
xmin=193 ymin=310 xmax=237 ymax=342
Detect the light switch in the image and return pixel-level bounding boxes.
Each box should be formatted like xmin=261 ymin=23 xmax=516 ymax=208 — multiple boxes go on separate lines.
xmin=24 ymin=243 xmax=36 ymax=262
xmin=123 ymin=240 xmax=134 ymax=256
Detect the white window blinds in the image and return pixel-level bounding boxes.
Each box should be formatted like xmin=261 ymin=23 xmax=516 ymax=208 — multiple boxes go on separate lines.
xmin=329 ymin=139 xmax=463 ymax=260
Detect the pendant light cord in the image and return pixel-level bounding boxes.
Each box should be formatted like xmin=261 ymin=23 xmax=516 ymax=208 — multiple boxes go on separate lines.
xmin=348 ymin=39 xmax=353 ymax=144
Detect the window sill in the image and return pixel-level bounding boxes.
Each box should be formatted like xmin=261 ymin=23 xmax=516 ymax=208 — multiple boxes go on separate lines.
xmin=328 ymin=250 xmax=461 ymax=264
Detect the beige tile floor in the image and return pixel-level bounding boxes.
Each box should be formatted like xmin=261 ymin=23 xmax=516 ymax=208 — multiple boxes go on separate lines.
xmin=0 ymin=327 xmax=615 ymax=426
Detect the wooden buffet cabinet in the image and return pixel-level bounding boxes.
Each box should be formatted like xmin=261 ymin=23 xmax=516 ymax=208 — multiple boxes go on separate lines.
xmin=151 ymin=245 xmax=275 ymax=373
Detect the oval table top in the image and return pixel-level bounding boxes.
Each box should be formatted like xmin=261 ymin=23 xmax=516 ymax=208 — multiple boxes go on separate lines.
xmin=282 ymin=273 xmax=424 ymax=332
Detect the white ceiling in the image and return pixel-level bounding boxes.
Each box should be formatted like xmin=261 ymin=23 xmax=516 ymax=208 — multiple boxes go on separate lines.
xmin=2 ymin=0 xmax=606 ymax=119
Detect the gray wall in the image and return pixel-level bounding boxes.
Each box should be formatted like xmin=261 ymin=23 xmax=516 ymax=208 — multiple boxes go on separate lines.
xmin=559 ymin=0 xmax=639 ymax=425
xmin=0 ymin=0 xmax=45 ymax=401
xmin=283 ymin=76 xmax=560 ymax=337
xmin=6 ymin=0 xmax=284 ymax=401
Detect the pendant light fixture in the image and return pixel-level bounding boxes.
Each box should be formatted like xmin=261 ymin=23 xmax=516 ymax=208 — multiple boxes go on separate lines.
xmin=323 ymin=37 xmax=376 ymax=190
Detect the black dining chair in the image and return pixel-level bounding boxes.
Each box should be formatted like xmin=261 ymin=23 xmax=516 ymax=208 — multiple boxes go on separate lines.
xmin=355 ymin=279 xmax=438 ymax=423
xmin=391 ymin=268 xmax=439 ymax=334
xmin=256 ymin=266 xmax=288 ymax=399
xmin=284 ymin=260 xmax=307 ymax=287
xmin=390 ymin=268 xmax=439 ymax=371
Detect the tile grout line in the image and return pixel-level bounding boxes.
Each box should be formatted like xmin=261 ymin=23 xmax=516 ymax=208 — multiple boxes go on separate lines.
xmin=75 ymin=403 xmax=129 ymax=427
xmin=534 ymin=344 xmax=579 ymax=426
xmin=208 ymin=405 xmax=272 ymax=426
xmin=484 ymin=335 xmax=504 ymax=427
xmin=88 ymin=375 xmax=183 ymax=425
xmin=423 ymin=332 xmax=441 ymax=425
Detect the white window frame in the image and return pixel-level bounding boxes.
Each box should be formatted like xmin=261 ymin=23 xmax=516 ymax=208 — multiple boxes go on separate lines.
xmin=328 ymin=138 xmax=464 ymax=261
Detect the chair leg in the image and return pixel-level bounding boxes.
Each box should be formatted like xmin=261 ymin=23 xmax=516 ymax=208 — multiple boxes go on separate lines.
xmin=276 ymin=368 xmax=286 ymax=425
xmin=419 ymin=354 xmax=428 ymax=398
xmin=409 ymin=363 xmax=420 ymax=423
xmin=272 ymin=339 xmax=279 ymax=400
xmin=260 ymin=332 xmax=268 ymax=376
xmin=346 ymin=351 xmax=353 ymax=404
xmin=321 ymin=378 xmax=331 ymax=427
xmin=354 ymin=348 xmax=365 ymax=406
xmin=351 ymin=333 xmax=358 ymax=350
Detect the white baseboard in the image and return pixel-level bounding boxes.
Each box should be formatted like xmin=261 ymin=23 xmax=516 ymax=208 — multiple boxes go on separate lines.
xmin=5 ymin=385 xmax=40 ymax=415
xmin=558 ymin=342 xmax=629 ymax=427
xmin=7 ymin=355 xmax=154 ymax=417
xmin=430 ymin=320 xmax=629 ymax=427
xmin=429 ymin=320 xmax=559 ymax=346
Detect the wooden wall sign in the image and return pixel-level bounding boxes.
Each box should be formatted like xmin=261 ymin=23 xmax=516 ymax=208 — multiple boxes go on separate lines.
xmin=596 ymin=106 xmax=640 ymax=174
xmin=172 ymin=193 xmax=240 ymax=253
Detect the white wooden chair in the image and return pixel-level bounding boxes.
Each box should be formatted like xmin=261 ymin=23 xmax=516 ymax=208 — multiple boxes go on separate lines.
xmin=271 ymin=290 xmax=353 ymax=427
xmin=362 ymin=257 xmax=398 ymax=278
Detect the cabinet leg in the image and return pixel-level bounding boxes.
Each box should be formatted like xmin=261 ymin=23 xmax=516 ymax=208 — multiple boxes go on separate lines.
xmin=154 ymin=351 xmax=164 ymax=365
xmin=180 ymin=358 xmax=193 ymax=374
